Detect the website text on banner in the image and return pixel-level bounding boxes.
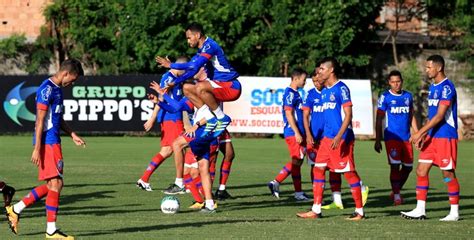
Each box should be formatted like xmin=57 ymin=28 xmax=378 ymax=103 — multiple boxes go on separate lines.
xmin=223 ymin=77 xmax=374 ymax=135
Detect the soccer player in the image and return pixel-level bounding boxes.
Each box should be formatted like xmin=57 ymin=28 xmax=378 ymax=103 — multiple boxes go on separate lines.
xmin=0 ymin=181 xmax=15 ymax=207
xmin=297 ymin=57 xmax=364 ymax=220
xmin=5 ymin=59 xmax=85 ymax=239
xmin=136 ymin=57 xmax=188 ymax=192
xmin=401 ymin=55 xmax=460 ymax=221
xmin=213 ymin=130 xmax=235 ymax=200
xmin=156 ymin=22 xmax=241 ymax=137
xmin=268 ymin=68 xmax=310 ymax=201
xmin=374 ymin=70 xmax=418 ymax=205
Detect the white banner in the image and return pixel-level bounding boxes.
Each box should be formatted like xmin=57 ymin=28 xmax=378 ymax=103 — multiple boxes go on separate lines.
xmin=224 ymin=77 xmax=374 ymax=135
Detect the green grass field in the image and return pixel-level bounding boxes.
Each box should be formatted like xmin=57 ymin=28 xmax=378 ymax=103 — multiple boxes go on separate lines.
xmin=0 ymin=136 xmax=473 ymax=239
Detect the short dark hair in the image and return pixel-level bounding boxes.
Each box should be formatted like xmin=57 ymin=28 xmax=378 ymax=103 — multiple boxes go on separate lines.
xmin=319 ymin=57 xmax=341 ymax=77
xmin=291 ymin=67 xmax=308 ymax=79
xmin=427 ymin=54 xmax=445 ymax=71
xmin=311 ymin=68 xmax=319 ymax=77
xmin=388 ymin=70 xmax=403 ymax=81
xmin=186 ymin=22 xmax=205 ymax=35
xmin=60 ymin=58 xmax=84 ymax=76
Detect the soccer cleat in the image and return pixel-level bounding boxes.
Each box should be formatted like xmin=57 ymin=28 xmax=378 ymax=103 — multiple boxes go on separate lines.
xmin=215 ymin=189 xmax=232 ymax=200
xmin=294 ymin=193 xmax=311 ymax=201
xmin=163 ymin=184 xmax=186 ymax=195
xmin=321 ymin=202 xmax=344 ymax=210
xmin=2 ymin=184 xmax=16 ymax=207
xmin=267 ymin=180 xmax=280 ymax=199
xmin=401 ymin=209 xmax=426 ymax=220
xmin=45 ymin=229 xmax=74 ymax=239
xmin=346 ymin=212 xmax=365 ymax=221
xmin=212 ymin=115 xmax=232 ymax=138
xmin=189 ymin=202 xmax=205 ymax=210
xmin=200 ymin=207 xmax=216 ymax=214
xmin=362 ymin=185 xmax=369 ymax=206
xmin=201 ymin=118 xmax=218 ymax=137
xmin=136 ymin=179 xmax=153 ymax=192
xmin=296 ymin=211 xmax=322 ymax=219
xmin=439 ymin=214 xmax=459 ymax=222
xmin=5 ymin=205 xmax=20 ymax=234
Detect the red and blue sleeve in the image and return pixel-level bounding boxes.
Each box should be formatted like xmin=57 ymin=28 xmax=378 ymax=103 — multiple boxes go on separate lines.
xmin=36 ymin=86 xmax=51 ymax=111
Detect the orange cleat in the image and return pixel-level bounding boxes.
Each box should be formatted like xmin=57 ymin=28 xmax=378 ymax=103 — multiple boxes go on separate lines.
xmin=296 ymin=211 xmax=322 ymax=219
xmin=346 ymin=212 xmax=365 ymax=221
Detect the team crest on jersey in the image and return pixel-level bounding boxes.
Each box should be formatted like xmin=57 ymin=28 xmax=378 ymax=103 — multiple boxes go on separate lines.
xmin=329 ymin=93 xmax=335 ymax=101
xmin=41 ymin=86 xmax=52 ymax=101
xmin=404 ymin=97 xmax=410 ymax=106
xmin=314 ymin=98 xmax=319 ymax=103
xmin=442 ymin=85 xmax=451 ymax=98
xmin=202 ymin=44 xmax=211 ymax=53
xmin=340 ymin=86 xmax=349 ymax=100
xmin=433 ymin=90 xmax=439 ymax=99
xmin=286 ymin=92 xmax=294 ymax=104
xmin=390 ymin=148 xmax=398 ymax=158
xmin=163 ymin=76 xmax=174 ymax=86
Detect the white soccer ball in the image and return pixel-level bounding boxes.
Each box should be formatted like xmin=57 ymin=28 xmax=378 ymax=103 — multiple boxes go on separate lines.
xmin=161 ymin=196 xmax=180 ymax=214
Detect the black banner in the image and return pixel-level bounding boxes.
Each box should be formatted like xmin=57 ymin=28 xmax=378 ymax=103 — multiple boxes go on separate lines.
xmin=0 ymin=75 xmax=162 ymax=133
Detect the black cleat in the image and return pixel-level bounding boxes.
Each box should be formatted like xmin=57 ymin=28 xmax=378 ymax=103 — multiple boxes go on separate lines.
xmin=215 ymin=189 xmax=232 ymax=200
xmin=163 ymin=184 xmax=186 ymax=195
xmin=2 ymin=185 xmax=15 ymax=207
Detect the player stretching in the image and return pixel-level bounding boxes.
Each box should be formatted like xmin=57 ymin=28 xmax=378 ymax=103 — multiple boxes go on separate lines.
xmin=375 ymin=70 xmax=418 ymax=205
xmin=156 ymin=22 xmax=241 ymax=137
xmin=6 ymin=59 xmax=85 ymax=239
xmin=268 ymin=68 xmax=310 ymax=201
xmin=136 ymin=57 xmax=187 ymax=192
xmin=297 ymin=57 xmax=364 ymax=220
xmin=401 ymin=55 xmax=460 ymax=221
xmin=0 ymin=181 xmax=15 ymax=207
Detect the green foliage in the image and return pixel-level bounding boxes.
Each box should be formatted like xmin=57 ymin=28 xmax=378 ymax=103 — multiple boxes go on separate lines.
xmin=400 ymin=60 xmax=422 ymax=94
xmin=0 ymin=34 xmax=27 ymax=58
xmin=35 ymin=0 xmax=381 ymax=75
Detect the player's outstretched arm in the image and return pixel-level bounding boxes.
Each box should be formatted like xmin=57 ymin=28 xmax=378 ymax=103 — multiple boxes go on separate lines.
xmin=61 ymin=118 xmax=85 ymax=147
xmin=32 ymin=109 xmax=47 ymax=166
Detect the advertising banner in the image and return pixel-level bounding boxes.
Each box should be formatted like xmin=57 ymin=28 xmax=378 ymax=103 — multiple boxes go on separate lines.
xmin=0 ymin=75 xmax=158 ymax=133
xmin=224 ymin=77 xmax=374 ymax=135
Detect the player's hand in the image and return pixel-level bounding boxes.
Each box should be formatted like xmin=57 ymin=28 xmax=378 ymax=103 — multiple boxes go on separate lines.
xmin=150 ymin=81 xmax=162 ymax=94
xmin=71 ymin=132 xmax=86 ymax=147
xmin=155 ymin=56 xmax=171 ymax=68
xmin=374 ymin=140 xmax=382 ymax=153
xmin=413 ymin=132 xmax=428 ymax=150
xmin=306 ymin=135 xmax=315 ymax=147
xmin=144 ymin=118 xmax=155 ymax=132
xmin=185 ymin=125 xmax=199 ymax=138
xmin=31 ymin=149 xmax=41 ymax=166
xmin=295 ymin=132 xmax=303 ymax=144
xmin=331 ymin=135 xmax=342 ymax=149
xmin=147 ymin=93 xmax=159 ymax=103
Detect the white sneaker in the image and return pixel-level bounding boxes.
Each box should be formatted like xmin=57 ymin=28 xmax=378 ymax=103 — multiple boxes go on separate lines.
xmin=136 ymin=179 xmax=153 ymax=191
xmin=267 ymin=180 xmax=280 ymax=199
xmin=401 ymin=208 xmax=426 ymax=220
xmin=440 ymin=214 xmax=459 ymax=221
xmin=294 ymin=192 xmax=311 ymax=201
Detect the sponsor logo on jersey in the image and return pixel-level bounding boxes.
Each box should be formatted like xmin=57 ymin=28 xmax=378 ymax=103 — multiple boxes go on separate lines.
xmin=428 ymin=99 xmax=439 ymax=106
xmin=390 ymin=106 xmax=410 ymax=113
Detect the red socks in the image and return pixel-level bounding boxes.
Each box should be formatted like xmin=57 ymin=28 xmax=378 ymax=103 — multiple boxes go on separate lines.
xmin=275 ymin=162 xmax=292 ymax=183
xmin=45 ymin=190 xmax=59 ymax=222
xmin=344 ymin=171 xmax=363 ymax=208
xmin=329 ymin=172 xmax=341 ymax=192
xmin=219 ymin=161 xmax=233 ymax=186
xmin=390 ymin=168 xmax=401 ymax=194
xmin=141 ymin=153 xmax=166 ymax=182
xmin=184 ymin=174 xmax=203 ymax=203
xmin=312 ymin=167 xmax=325 ymax=205
xmin=291 ymin=164 xmax=302 ymax=192
xmin=23 ymin=184 xmax=49 ymax=206
xmin=416 ymin=175 xmax=429 ymax=201
xmin=446 ymin=177 xmax=460 ymax=205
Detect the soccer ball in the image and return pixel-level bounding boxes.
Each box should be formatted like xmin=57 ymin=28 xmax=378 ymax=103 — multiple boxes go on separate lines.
xmin=160 ymin=196 xmax=180 ymax=214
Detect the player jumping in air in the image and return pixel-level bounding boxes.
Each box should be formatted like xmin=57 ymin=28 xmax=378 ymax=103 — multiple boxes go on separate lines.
xmin=6 ymin=59 xmax=85 ymax=239
xmin=401 ymin=55 xmax=460 ymax=221
xmin=155 ymin=22 xmax=241 ymax=138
